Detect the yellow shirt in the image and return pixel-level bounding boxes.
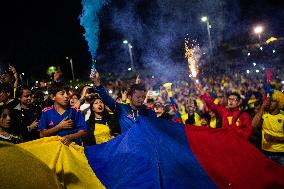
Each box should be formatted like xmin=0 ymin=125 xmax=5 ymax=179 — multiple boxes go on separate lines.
xmin=210 ymin=118 xmax=217 ymax=128
xmin=181 ymin=113 xmax=201 ymax=126
xmin=94 ymin=124 xmax=112 ymax=144
xmin=261 ymin=113 xmax=284 ymax=152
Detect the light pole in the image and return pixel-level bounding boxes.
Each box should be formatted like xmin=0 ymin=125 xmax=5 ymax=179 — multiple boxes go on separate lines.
xmin=66 ymin=57 xmax=75 ymax=81
xmin=201 ymin=16 xmax=213 ymax=56
xmin=123 ymin=40 xmax=135 ymax=72
xmin=253 ymin=25 xmax=264 ymax=44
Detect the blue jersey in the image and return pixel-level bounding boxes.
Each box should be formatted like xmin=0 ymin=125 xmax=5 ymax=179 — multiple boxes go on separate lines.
xmin=38 ymin=105 xmax=87 ymax=144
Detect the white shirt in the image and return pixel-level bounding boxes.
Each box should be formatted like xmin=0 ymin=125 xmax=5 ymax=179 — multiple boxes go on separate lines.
xmin=80 ymin=103 xmax=91 ymax=121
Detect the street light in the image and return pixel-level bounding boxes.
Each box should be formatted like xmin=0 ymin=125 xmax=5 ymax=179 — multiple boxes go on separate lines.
xmin=66 ymin=57 xmax=75 ymax=81
xmin=201 ymin=16 xmax=213 ymax=56
xmin=253 ymin=25 xmax=264 ymax=43
xmin=123 ymin=40 xmax=135 ymax=72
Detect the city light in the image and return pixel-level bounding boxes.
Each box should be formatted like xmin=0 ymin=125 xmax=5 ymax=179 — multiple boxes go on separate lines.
xmin=253 ymin=63 xmax=256 ymax=66
xmin=272 ymin=50 xmax=276 ymax=53
xmin=256 ymin=70 xmax=259 ymax=73
xmin=260 ymin=46 xmax=263 ymax=50
xmin=201 ymin=16 xmax=208 ymax=22
xmin=246 ymin=70 xmax=250 ymax=74
xmin=254 ymin=25 xmax=263 ymax=34
xmin=123 ymin=40 xmax=128 ymax=44
xmin=247 ymin=52 xmax=250 ymax=56
xmin=128 ymin=67 xmax=132 ymax=71
xmin=108 ymin=89 xmax=113 ymax=94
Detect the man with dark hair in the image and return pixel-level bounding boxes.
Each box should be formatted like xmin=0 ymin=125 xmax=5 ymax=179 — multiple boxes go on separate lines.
xmin=90 ymin=71 xmax=156 ymax=133
xmin=197 ymin=84 xmax=253 ymax=139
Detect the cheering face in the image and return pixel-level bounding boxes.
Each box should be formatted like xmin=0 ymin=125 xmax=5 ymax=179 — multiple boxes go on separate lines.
xmin=129 ymin=90 xmax=146 ymax=108
xmin=52 ymin=90 xmax=69 ymax=107
xmin=0 ymin=109 xmax=11 ymax=129
xmin=92 ymin=99 xmax=105 ymax=113
xmin=269 ymin=100 xmax=279 ymax=112
xmin=19 ymin=89 xmax=32 ymax=106
xmin=227 ymin=95 xmax=241 ymax=109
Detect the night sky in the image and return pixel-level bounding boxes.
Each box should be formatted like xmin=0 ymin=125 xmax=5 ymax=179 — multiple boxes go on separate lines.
xmin=0 ymin=0 xmax=283 ymax=82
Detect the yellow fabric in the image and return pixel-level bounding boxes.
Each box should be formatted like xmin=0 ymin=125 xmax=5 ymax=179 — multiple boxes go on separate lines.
xmin=261 ymin=113 xmax=284 ymax=152
xmin=227 ymin=116 xmax=233 ymax=125
xmin=0 ymin=141 xmax=62 ymax=189
xmin=94 ymin=123 xmax=112 ymax=144
xmin=180 ymin=105 xmax=186 ymax=115
xmin=194 ymin=113 xmax=201 ymax=126
xmin=214 ymin=98 xmax=218 ymax=105
xmin=17 ymin=136 xmax=106 ymax=189
xmin=248 ymin=99 xmax=258 ymax=108
xmin=181 ymin=113 xmax=201 ymax=126
xmin=196 ymin=99 xmax=203 ymax=109
xmin=181 ymin=113 xmax=188 ymax=124
xmin=272 ymin=90 xmax=284 ymax=109
xmin=210 ymin=118 xmax=217 ymax=128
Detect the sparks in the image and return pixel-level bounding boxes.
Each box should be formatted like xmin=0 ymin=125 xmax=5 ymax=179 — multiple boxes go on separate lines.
xmin=184 ymin=37 xmax=200 ymax=78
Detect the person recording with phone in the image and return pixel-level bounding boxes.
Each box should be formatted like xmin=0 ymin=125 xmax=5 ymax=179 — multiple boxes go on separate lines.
xmin=79 ymin=85 xmax=97 ymax=121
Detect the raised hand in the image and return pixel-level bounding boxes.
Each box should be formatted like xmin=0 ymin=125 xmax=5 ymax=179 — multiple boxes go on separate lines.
xmin=90 ymin=69 xmax=100 ymax=86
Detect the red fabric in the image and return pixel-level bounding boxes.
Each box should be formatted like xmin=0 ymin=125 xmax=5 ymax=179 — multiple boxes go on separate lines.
xmin=184 ymin=125 xmax=284 ymax=189
xmin=200 ymin=94 xmax=253 ymax=139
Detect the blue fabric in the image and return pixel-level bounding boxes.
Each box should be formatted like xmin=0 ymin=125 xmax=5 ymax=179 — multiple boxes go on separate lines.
xmin=85 ymin=116 xmax=216 ymax=189
xmin=94 ymin=85 xmax=156 ymax=133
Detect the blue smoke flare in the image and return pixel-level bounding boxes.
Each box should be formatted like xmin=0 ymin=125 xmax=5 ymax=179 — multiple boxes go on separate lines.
xmin=79 ymin=0 xmax=107 ymax=69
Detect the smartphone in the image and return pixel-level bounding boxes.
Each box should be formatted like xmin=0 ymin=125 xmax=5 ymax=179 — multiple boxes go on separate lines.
xmin=87 ymin=88 xmax=96 ymax=94
xmin=152 ymin=90 xmax=160 ymax=97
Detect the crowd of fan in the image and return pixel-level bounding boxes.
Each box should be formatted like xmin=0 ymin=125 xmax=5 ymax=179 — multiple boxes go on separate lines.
xmin=0 ymin=55 xmax=283 ymax=166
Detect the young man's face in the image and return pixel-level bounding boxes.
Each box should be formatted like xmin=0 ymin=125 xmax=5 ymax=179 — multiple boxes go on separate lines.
xmin=129 ymin=90 xmax=146 ymax=107
xmin=52 ymin=90 xmax=69 ymax=107
xmin=227 ymin=95 xmax=241 ymax=109
xmin=19 ymin=89 xmax=32 ymax=106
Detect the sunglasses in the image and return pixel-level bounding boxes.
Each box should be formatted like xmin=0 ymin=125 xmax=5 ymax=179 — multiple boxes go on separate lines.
xmin=228 ymin=98 xmax=240 ymax=102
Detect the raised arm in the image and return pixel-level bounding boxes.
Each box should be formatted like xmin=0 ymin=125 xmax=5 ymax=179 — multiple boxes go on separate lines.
xmin=90 ymin=70 xmax=117 ymax=112
xmin=195 ymin=82 xmax=224 ymax=117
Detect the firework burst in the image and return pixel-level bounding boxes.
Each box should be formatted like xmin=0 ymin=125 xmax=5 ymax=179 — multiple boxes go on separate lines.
xmin=184 ymin=36 xmax=201 ymax=78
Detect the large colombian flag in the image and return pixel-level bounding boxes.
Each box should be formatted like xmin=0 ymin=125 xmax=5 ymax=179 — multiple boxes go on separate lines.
xmin=1 ymin=116 xmax=283 ymax=189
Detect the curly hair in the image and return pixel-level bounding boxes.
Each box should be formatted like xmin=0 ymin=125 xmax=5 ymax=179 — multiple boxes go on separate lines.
xmin=272 ymin=90 xmax=284 ymax=109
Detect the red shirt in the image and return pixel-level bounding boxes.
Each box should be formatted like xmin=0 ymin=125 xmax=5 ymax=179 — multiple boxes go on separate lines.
xmin=200 ymin=94 xmax=253 ymax=139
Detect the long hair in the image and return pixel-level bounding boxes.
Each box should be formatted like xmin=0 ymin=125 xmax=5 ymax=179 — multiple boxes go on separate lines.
xmin=87 ymin=96 xmax=109 ymax=126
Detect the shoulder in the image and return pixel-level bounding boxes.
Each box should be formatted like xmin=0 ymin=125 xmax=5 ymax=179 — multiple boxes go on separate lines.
xmin=42 ymin=106 xmax=54 ymax=113
xmin=70 ymin=107 xmax=81 ymax=113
